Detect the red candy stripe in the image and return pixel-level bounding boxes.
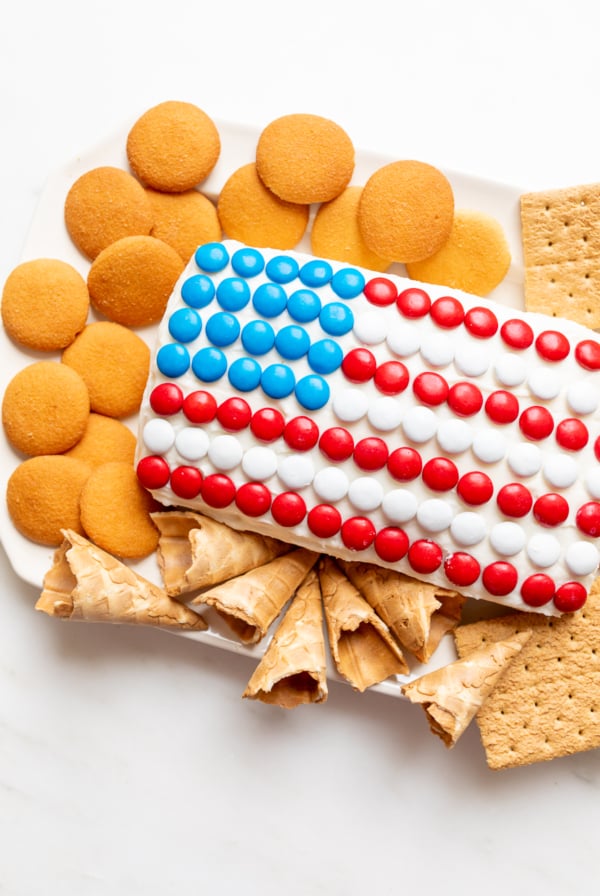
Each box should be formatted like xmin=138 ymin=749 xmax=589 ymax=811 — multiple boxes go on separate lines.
xmin=447 ymin=381 xmax=483 ymax=416
xmin=216 ymin=396 xmax=252 ymax=431
xmin=422 ymin=457 xmax=459 ymax=491
xmin=554 ymin=582 xmax=587 ymax=612
xmin=150 ymin=383 xmax=184 ymax=416
xmin=500 ymin=318 xmax=534 ymax=349
xmin=341 ymin=516 xmax=376 ymax=551
xmin=137 ymin=456 xmax=170 ymax=489
xmin=387 ymin=447 xmax=422 ymax=481
xmin=496 ymin=483 xmax=533 ymax=517
xmin=307 ymin=504 xmax=342 ymax=537
xmin=201 ymin=473 xmax=236 ymax=508
xmin=396 ymin=287 xmax=431 ymax=318
xmin=444 ymin=552 xmax=481 ymax=586
xmin=413 ymin=371 xmax=449 ymax=406
xmin=555 ymin=418 xmax=589 ymax=451
xmin=535 ymin=330 xmax=570 ymax=361
xmin=533 ymin=493 xmax=569 ymax=527
xmin=374 ymin=527 xmax=409 ymax=562
xmin=373 ymin=360 xmax=409 ymax=395
xmin=170 ymin=465 xmax=203 ymax=499
xmin=520 ymin=573 xmax=556 ymax=607
xmin=353 ymin=437 xmax=389 ymax=470
xmin=485 ymin=390 xmax=519 ymax=424
xmin=464 ymin=306 xmax=498 ymax=338
xmin=271 ymin=492 xmax=307 ymax=527
xmin=363 ymin=277 xmax=397 ymax=306
xmin=319 ymin=427 xmax=354 ymax=461
xmin=408 ymin=539 xmax=443 ymax=574
xmin=235 ymin=482 xmax=272 ymax=517
xmin=519 ymin=406 xmax=554 ymax=441
xmin=341 ymin=347 xmax=376 ymax=382
xmin=250 ymin=407 xmax=286 ymax=442
xmin=575 ymin=339 xmax=600 ymax=370
xmin=457 ymin=471 xmax=494 ymax=506
xmin=430 ymin=296 xmax=464 ymax=328
xmin=576 ymin=502 xmax=600 ymax=536
xmin=283 ymin=416 xmax=319 ymax=450
xmin=482 ymin=561 xmax=518 ymax=596
xmin=183 ymin=390 xmax=217 ymax=423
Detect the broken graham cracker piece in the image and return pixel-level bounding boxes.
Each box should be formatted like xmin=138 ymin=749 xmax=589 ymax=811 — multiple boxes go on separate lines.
xmin=152 ymin=510 xmax=290 ymax=597
xmin=191 ymin=547 xmax=319 ymax=644
xmin=454 ymin=577 xmax=600 ymax=769
xmin=36 ymin=529 xmax=207 ymax=631
xmin=318 ymin=556 xmax=408 ymax=691
xmin=402 ymin=631 xmax=531 ymax=748
xmin=520 ymin=182 xmax=600 ymax=328
xmin=338 ymin=559 xmax=464 ymax=662
xmin=243 ymin=568 xmax=327 ymax=708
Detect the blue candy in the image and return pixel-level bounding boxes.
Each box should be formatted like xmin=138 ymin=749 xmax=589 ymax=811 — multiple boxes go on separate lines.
xmin=252 ymin=282 xmax=287 ymax=318
xmin=228 ymin=357 xmax=262 ymax=392
xmin=307 ymin=338 xmax=343 ymax=374
xmin=241 ymin=320 xmax=275 ymax=355
xmin=299 ymin=258 xmax=333 ymax=287
xmin=287 ymin=288 xmax=322 ymax=323
xmin=261 ymin=363 xmax=296 ymax=399
xmin=331 ymin=267 xmax=365 ymax=299
xmin=191 ymin=347 xmax=227 ymax=382
xmin=216 ymin=277 xmax=251 ymax=312
xmin=156 ymin=343 xmax=190 ymax=378
xmin=295 ymin=374 xmax=330 ymax=410
xmin=275 ymin=324 xmax=310 ymax=360
xmin=194 ymin=242 xmax=229 ymax=272
xmin=168 ymin=308 xmax=202 ymax=343
xmin=319 ymin=302 xmax=354 ymax=336
xmin=205 ymin=312 xmax=240 ymax=347
xmin=266 ymin=255 xmax=300 ymax=284
xmin=231 ymin=247 xmax=265 ymax=278
xmin=181 ymin=274 xmax=215 ymax=309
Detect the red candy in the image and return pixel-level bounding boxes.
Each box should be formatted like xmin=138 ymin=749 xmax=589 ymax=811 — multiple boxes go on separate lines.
xmin=575 ymin=339 xmax=600 ymax=370
xmin=396 ymin=286 xmax=431 ymax=318
xmin=271 ymin=492 xmax=307 ymax=527
xmin=447 ymin=381 xmax=483 ymax=417
xmin=387 ymin=447 xmax=422 ymax=481
xmin=408 ymin=539 xmax=443 ymax=574
xmin=556 ymin=417 xmax=589 ymax=451
xmin=464 ymin=306 xmax=498 ymax=338
xmin=307 ymin=504 xmax=342 ymax=538
xmin=533 ymin=493 xmax=569 ymax=527
xmin=170 ymin=465 xmax=203 ymax=499
xmin=150 ymin=382 xmax=183 ymax=416
xmin=363 ymin=277 xmax=397 ymax=306
xmin=576 ymin=502 xmax=600 ymax=536
xmin=444 ymin=552 xmax=481 ymax=586
xmin=136 ymin=456 xmax=170 ymax=489
xmin=500 ymin=318 xmax=534 ymax=349
xmin=535 ymin=330 xmax=570 ymax=361
xmin=413 ymin=371 xmax=449 ymax=406
xmin=353 ymin=437 xmax=389 ymax=471
xmin=430 ymin=296 xmax=464 ymax=328
xmin=520 ymin=573 xmax=556 ymax=607
xmin=373 ymin=360 xmax=409 ymax=395
xmin=519 ymin=405 xmax=554 ymax=441
xmin=182 ymin=390 xmax=217 ymax=423
xmin=250 ymin=407 xmax=285 ymax=442
xmin=554 ymin=582 xmax=587 ymax=612
xmin=201 ymin=473 xmax=236 ymax=508
xmin=422 ymin=457 xmax=459 ymax=491
xmin=482 ymin=561 xmax=518 ymax=596
xmin=341 ymin=347 xmax=376 ymax=382
xmin=457 ymin=471 xmax=494 ymax=506
xmin=341 ymin=516 xmax=376 ymax=551
xmin=485 ymin=390 xmax=519 ymax=424
xmin=216 ymin=396 xmax=252 ymax=431
xmin=283 ymin=416 xmax=319 ymax=450
xmin=496 ymin=483 xmax=533 ymax=518
xmin=595 ymin=436 xmax=600 ymax=462
xmin=235 ymin=482 xmax=272 ymax=517
xmin=374 ymin=527 xmax=409 ymax=562
xmin=319 ymin=427 xmax=354 ymax=461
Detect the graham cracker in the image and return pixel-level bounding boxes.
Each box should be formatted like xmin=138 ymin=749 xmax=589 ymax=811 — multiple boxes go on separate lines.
xmin=520 ymin=182 xmax=600 ymax=328
xmin=453 ymin=578 xmax=600 ymax=769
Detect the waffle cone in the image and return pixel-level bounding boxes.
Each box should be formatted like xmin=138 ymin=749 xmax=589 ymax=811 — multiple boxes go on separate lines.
xmin=402 ymin=630 xmax=532 ymax=747
xmin=193 ymin=547 xmax=319 ymax=644
xmin=36 ymin=529 xmax=207 ymax=631
xmin=243 ymin=568 xmax=327 ymax=708
xmin=318 ymin=556 xmax=408 ymax=690
xmin=152 ymin=510 xmax=289 ymax=596
xmin=339 ymin=559 xmax=461 ymax=660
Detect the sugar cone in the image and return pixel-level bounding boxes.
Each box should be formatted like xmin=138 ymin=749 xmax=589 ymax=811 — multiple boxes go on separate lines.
xmin=36 ymin=529 xmax=207 ymax=631
xmin=419 ymin=590 xmax=466 ymax=664
xmin=193 ymin=547 xmax=320 ymax=644
xmin=243 ymin=568 xmax=328 ymax=708
xmin=152 ymin=510 xmax=290 ymax=596
xmin=402 ymin=631 xmax=532 ymax=747
xmin=318 ymin=556 xmax=408 ymax=690
xmin=339 ymin=559 xmax=461 ymax=661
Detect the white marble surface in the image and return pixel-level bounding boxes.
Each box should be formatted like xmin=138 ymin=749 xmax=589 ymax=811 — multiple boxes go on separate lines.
xmin=2 ymin=2 xmax=600 ymax=893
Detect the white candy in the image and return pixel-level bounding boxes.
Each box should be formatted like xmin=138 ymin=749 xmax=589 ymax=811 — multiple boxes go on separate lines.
xmin=143 ymin=418 xmax=175 ymax=454
xmin=454 ymin=343 xmax=489 ymax=377
xmin=241 ymin=446 xmax=278 ymax=481
xmin=402 ymin=405 xmax=438 ymax=443
xmin=387 ymin=323 xmax=420 ymax=357
xmin=472 ymin=428 xmax=507 ymax=463
xmin=507 ymin=442 xmax=542 ymax=477
xmin=417 ymin=498 xmax=454 ymax=533
xmin=208 ymin=434 xmax=243 ymax=471
xmin=436 ymin=418 xmax=473 ymax=454
xmin=494 ymin=353 xmax=527 ymax=387
xmin=352 ymin=310 xmax=387 ymax=345
xmin=348 ymin=477 xmax=384 ymax=512
xmin=175 ymin=427 xmax=209 ymax=461
xmin=585 ymin=468 xmax=600 ymax=499
xmin=367 ymin=396 xmax=403 ymax=432
xmin=450 ymin=512 xmax=487 ymax=546
xmin=313 ymin=467 xmax=349 ymax=502
xmin=333 ymin=388 xmax=369 ymax=422
xmin=381 ymin=489 xmax=418 ymax=523
xmin=567 ymin=380 xmax=599 ymax=415
xmin=420 ymin=332 xmax=454 ymax=367
xmin=565 ymin=541 xmax=600 ymax=576
xmin=490 ymin=521 xmax=526 ymax=556
xmin=543 ymin=453 xmax=578 ymax=489
xmin=526 ymin=533 xmax=561 ymax=568
xmin=527 ymin=366 xmax=561 ymax=400
xmin=278 ymin=454 xmax=315 ymax=489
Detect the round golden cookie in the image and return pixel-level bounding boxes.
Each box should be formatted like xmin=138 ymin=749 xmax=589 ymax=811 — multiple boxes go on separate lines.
xmin=406 ymin=208 xmax=512 ymax=297
xmin=2 ymin=361 xmax=90 ymax=456
xmin=311 ymin=186 xmax=391 ymax=272
xmin=87 ymin=235 xmax=184 ymax=327
xmin=6 ymin=454 xmax=91 ymax=546
xmin=126 ymin=100 xmax=221 ymax=193
xmin=64 ymin=166 xmax=154 ymax=260
xmin=255 ymin=113 xmax=355 ymax=204
xmin=1 ymin=258 xmax=89 ymax=351
xmin=217 ymin=163 xmax=309 ymax=249
xmin=358 ymin=160 xmax=455 ymax=263
xmin=62 ymin=321 xmax=150 ymax=419
xmin=64 ymin=413 xmax=136 ymax=467
xmin=146 ymin=188 xmax=221 ymax=262
xmin=79 ymin=461 xmax=160 ymax=558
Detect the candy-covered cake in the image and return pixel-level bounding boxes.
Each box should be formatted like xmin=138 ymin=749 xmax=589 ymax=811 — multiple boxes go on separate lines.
xmin=135 ymin=239 xmax=600 ymax=615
